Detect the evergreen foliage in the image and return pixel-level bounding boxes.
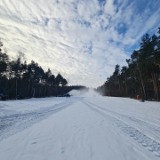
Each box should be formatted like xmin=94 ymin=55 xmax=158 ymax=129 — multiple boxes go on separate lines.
xmin=97 ymin=27 xmax=160 ymax=101
xmin=0 ymin=41 xmax=85 ymax=100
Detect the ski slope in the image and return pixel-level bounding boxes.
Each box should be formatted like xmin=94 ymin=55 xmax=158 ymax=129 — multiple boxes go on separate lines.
xmin=0 ymin=90 xmax=160 ymax=160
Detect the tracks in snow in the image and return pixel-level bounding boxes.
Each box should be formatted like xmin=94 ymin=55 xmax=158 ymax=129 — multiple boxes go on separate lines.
xmin=82 ymin=99 xmax=160 ymax=158
xmin=0 ymin=98 xmax=72 ymax=142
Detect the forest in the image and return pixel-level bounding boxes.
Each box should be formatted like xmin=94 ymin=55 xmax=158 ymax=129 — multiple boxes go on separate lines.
xmin=97 ymin=27 xmax=160 ymax=101
xmin=0 ymin=41 xmax=85 ymax=100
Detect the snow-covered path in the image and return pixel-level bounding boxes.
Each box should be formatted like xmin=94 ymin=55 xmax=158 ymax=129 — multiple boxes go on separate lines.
xmin=0 ymin=91 xmax=160 ymax=160
xmin=0 ymin=97 xmax=73 ymax=141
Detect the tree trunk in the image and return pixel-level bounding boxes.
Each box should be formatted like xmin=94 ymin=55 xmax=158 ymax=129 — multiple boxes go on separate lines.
xmin=137 ymin=63 xmax=146 ymax=100
xmin=15 ymin=78 xmax=17 ymax=99
xmin=151 ymin=73 xmax=159 ymax=101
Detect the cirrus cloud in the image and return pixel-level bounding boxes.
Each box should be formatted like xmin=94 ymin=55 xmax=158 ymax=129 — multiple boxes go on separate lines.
xmin=0 ymin=0 xmax=160 ymax=87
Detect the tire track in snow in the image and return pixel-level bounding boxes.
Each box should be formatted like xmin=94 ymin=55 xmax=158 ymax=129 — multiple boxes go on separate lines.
xmin=83 ymin=99 xmax=160 ymax=139
xmin=0 ymin=98 xmax=72 ymax=142
xmin=82 ymin=99 xmax=160 ymax=158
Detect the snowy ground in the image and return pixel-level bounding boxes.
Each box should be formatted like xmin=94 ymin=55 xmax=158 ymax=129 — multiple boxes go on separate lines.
xmin=0 ymin=90 xmax=160 ymax=160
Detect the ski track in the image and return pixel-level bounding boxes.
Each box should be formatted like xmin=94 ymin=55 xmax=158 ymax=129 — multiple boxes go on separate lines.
xmin=82 ymin=99 xmax=160 ymax=158
xmin=0 ymin=98 xmax=72 ymax=142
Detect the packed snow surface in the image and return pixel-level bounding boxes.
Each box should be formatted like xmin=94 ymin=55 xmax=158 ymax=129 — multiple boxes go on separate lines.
xmin=0 ymin=89 xmax=160 ymax=160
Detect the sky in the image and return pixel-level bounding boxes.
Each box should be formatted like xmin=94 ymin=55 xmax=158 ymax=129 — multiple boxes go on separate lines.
xmin=0 ymin=0 xmax=160 ymax=87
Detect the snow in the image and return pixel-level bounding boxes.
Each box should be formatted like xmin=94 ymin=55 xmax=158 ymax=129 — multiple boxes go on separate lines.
xmin=69 ymin=89 xmax=85 ymax=97
xmin=0 ymin=89 xmax=160 ymax=160
xmin=69 ymin=88 xmax=100 ymax=97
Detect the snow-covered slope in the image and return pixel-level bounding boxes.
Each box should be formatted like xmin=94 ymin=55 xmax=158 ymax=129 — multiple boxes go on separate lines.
xmin=0 ymin=90 xmax=160 ymax=160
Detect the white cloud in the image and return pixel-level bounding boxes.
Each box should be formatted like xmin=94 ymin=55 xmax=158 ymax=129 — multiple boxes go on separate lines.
xmin=0 ymin=0 xmax=159 ymax=87
xmin=104 ymin=0 xmax=116 ymax=16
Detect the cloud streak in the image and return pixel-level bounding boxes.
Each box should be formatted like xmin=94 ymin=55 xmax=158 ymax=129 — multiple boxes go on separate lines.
xmin=0 ymin=0 xmax=160 ymax=87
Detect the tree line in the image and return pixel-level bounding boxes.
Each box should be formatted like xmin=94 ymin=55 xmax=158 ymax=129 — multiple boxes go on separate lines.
xmin=0 ymin=41 xmax=85 ymax=100
xmin=97 ymin=27 xmax=160 ymax=101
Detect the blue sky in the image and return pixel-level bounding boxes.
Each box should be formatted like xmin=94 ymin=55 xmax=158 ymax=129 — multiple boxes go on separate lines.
xmin=0 ymin=0 xmax=160 ymax=87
